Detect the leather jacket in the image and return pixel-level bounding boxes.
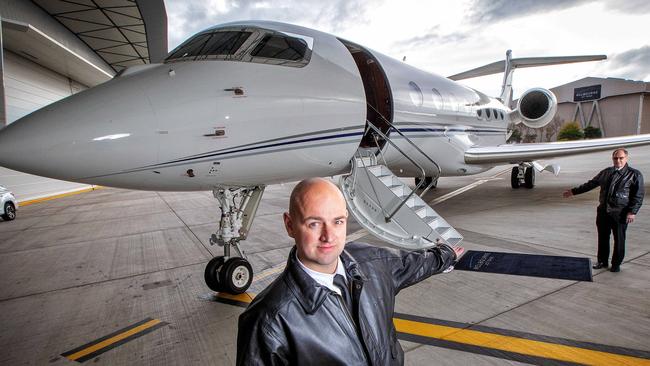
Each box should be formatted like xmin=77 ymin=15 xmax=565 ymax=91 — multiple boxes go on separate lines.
xmin=236 ymin=241 xmax=457 ymax=366
xmin=571 ymin=164 xmax=644 ymax=218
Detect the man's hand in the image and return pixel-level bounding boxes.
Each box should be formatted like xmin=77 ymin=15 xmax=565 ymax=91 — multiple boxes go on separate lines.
xmin=563 ymin=189 xmax=573 ymax=198
xmin=626 ymin=213 xmax=636 ymax=224
xmin=453 ymin=246 xmax=465 ymax=259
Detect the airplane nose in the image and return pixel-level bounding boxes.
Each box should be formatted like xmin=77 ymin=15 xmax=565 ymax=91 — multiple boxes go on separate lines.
xmin=0 ymin=77 xmax=158 ymax=182
xmin=0 ymin=111 xmax=52 ymax=176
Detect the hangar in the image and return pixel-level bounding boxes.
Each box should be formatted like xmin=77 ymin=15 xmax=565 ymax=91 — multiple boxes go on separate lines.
xmin=550 ymin=77 xmax=650 ymax=138
xmin=0 ymin=0 xmax=166 ymax=201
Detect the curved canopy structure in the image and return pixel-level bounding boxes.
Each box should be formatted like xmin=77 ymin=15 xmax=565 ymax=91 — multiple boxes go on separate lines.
xmin=32 ymin=0 xmax=167 ymax=72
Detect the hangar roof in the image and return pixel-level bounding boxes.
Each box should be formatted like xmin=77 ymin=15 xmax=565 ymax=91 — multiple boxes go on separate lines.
xmin=31 ymin=0 xmax=167 ymax=73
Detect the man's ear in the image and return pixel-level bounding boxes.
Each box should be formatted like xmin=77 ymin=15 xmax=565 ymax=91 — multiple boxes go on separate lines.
xmin=283 ymin=212 xmax=295 ymax=238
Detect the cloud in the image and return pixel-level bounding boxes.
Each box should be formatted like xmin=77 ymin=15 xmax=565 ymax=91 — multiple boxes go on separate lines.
xmin=604 ymin=45 xmax=650 ymax=81
xmin=604 ymin=0 xmax=650 ymax=14
xmin=391 ymin=25 xmax=468 ymax=52
xmin=466 ymin=0 xmax=650 ymax=24
xmin=466 ymin=0 xmax=591 ymax=23
xmin=165 ymin=0 xmax=378 ymax=50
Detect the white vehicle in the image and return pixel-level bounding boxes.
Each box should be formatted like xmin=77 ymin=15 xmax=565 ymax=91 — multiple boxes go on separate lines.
xmin=0 ymin=186 xmax=17 ymax=221
xmin=0 ymin=21 xmax=648 ymax=293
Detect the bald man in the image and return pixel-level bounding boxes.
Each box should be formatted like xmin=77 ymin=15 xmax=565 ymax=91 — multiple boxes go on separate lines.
xmin=237 ymin=178 xmax=463 ymax=366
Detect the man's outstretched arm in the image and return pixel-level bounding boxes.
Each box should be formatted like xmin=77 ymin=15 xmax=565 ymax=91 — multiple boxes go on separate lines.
xmin=390 ymin=244 xmax=461 ymax=292
xmin=564 ymin=169 xmax=607 ymax=198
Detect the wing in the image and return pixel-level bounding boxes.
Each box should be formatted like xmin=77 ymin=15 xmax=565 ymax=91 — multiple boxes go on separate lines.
xmin=464 ymin=134 xmax=650 ymax=165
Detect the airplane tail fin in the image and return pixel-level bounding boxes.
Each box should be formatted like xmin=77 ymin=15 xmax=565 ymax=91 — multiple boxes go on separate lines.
xmin=448 ymin=51 xmax=606 ymax=106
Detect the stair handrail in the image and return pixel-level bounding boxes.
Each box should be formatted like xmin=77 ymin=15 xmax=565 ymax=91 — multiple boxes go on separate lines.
xmin=365 ymin=121 xmax=426 ymax=222
xmin=354 ymin=148 xmax=391 ymax=218
xmin=366 ymin=103 xmax=442 ymax=197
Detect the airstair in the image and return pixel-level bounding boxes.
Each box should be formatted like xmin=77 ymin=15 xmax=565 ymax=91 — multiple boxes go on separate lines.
xmin=340 ymin=121 xmax=463 ymax=250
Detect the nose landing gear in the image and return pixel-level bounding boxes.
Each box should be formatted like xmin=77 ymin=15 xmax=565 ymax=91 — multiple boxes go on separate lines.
xmin=204 ymin=186 xmax=264 ymax=295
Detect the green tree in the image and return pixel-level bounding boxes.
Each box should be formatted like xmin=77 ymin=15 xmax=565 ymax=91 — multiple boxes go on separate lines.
xmin=558 ymin=121 xmax=584 ymax=141
xmin=507 ymin=128 xmax=522 ymax=143
xmin=583 ymin=126 xmax=602 ymax=139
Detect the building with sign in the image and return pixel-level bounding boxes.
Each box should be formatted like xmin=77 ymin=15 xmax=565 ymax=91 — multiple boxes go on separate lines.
xmin=550 ymin=77 xmax=650 ymax=138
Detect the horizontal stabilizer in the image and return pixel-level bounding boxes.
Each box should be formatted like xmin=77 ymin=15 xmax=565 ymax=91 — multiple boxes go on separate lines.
xmin=448 ymin=55 xmax=606 ymax=81
xmin=465 ymin=133 xmax=650 ymax=165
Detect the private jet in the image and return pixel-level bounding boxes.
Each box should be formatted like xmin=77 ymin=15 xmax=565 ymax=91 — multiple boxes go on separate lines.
xmin=1 ymin=21 xmax=649 ymax=294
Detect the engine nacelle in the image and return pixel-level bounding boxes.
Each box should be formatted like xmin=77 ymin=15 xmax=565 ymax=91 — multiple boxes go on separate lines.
xmin=510 ymin=88 xmax=557 ymax=129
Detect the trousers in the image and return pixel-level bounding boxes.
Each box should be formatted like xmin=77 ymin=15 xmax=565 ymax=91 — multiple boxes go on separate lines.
xmin=596 ymin=209 xmax=627 ymax=267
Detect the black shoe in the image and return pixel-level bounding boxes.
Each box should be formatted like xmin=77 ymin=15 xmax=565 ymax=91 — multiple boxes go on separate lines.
xmin=610 ymin=266 xmax=620 ymax=273
xmin=592 ymin=262 xmax=608 ymax=269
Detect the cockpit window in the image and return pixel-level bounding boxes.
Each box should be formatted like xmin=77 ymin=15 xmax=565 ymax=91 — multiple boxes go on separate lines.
xmin=165 ymin=27 xmax=313 ymax=68
xmin=166 ymin=31 xmax=252 ymax=61
xmin=251 ymin=34 xmax=307 ymax=61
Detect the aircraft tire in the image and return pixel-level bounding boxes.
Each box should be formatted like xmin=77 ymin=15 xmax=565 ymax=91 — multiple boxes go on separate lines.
xmin=524 ymin=167 xmax=535 ymax=189
xmin=220 ymin=257 xmax=253 ymax=294
xmin=510 ymin=167 xmax=520 ymax=189
xmin=2 ymin=202 xmax=16 ymax=221
xmin=415 ymin=176 xmax=435 ymax=189
xmin=204 ymin=256 xmax=226 ymax=292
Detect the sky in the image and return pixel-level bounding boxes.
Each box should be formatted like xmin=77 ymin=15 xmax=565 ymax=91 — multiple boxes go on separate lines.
xmin=163 ymin=0 xmax=650 ymax=98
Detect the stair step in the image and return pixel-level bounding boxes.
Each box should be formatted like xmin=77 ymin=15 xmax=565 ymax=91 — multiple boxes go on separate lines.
xmin=412 ymin=205 xmax=426 ymax=215
xmin=342 ymin=155 xmax=463 ymax=250
xmin=435 ymin=226 xmax=450 ymax=235
xmin=446 ymin=237 xmax=462 ymax=246
xmin=424 ymin=215 xmax=439 ymax=225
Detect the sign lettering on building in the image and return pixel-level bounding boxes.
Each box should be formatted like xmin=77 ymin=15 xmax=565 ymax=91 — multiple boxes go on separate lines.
xmin=574 ymin=85 xmax=601 ymax=102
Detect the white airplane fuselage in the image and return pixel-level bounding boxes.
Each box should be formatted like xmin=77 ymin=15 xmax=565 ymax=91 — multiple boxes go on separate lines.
xmin=0 ymin=21 xmax=508 ymax=191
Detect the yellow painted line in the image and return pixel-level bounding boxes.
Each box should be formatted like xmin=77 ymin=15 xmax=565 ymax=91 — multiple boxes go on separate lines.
xmin=64 ymin=318 xmax=161 ymax=361
xmin=218 ymin=292 xmax=256 ymax=302
xmin=19 ymin=186 xmax=103 ymax=206
xmin=394 ymin=318 xmax=650 ymax=366
xmin=253 ymin=264 xmax=285 ymax=283
xmin=218 ymin=292 xmax=649 ymax=364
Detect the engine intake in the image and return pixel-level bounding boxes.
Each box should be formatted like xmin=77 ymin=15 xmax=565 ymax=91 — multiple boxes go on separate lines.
xmin=510 ymin=88 xmax=557 ymax=128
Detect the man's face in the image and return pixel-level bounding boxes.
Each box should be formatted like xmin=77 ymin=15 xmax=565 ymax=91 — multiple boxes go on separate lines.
xmin=284 ymin=182 xmax=348 ymax=274
xmin=612 ymin=151 xmax=628 ymax=169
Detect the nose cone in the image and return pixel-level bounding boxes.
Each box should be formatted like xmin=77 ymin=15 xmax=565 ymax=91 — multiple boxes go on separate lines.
xmin=0 ymin=77 xmax=158 ymax=182
xmin=0 ymin=111 xmax=55 ymax=177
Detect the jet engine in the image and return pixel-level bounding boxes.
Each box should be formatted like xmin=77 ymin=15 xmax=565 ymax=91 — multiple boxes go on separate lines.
xmin=510 ymin=88 xmax=557 ymax=128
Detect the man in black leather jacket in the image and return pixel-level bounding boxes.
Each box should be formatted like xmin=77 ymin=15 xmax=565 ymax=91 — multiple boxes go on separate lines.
xmin=563 ymin=148 xmax=644 ymax=272
xmin=237 ymin=178 xmax=463 ymax=365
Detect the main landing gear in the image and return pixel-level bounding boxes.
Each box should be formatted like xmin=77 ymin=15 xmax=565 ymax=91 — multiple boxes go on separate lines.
xmin=415 ymin=176 xmax=438 ymax=189
xmin=204 ymin=186 xmax=265 ymax=294
xmin=511 ymin=163 xmax=535 ymax=189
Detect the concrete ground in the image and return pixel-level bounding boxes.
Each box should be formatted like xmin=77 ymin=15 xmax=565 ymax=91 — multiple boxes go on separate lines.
xmin=0 ymin=145 xmax=648 ymax=365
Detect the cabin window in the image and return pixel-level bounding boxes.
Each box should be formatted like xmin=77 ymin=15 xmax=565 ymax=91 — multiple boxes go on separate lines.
xmin=408 ymin=82 xmax=423 ymax=107
xmin=431 ymin=88 xmax=443 ymax=110
xmin=251 ymin=34 xmax=308 ymax=61
xmin=486 ymin=109 xmax=492 ymax=119
xmin=166 ymin=31 xmax=252 ymax=61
